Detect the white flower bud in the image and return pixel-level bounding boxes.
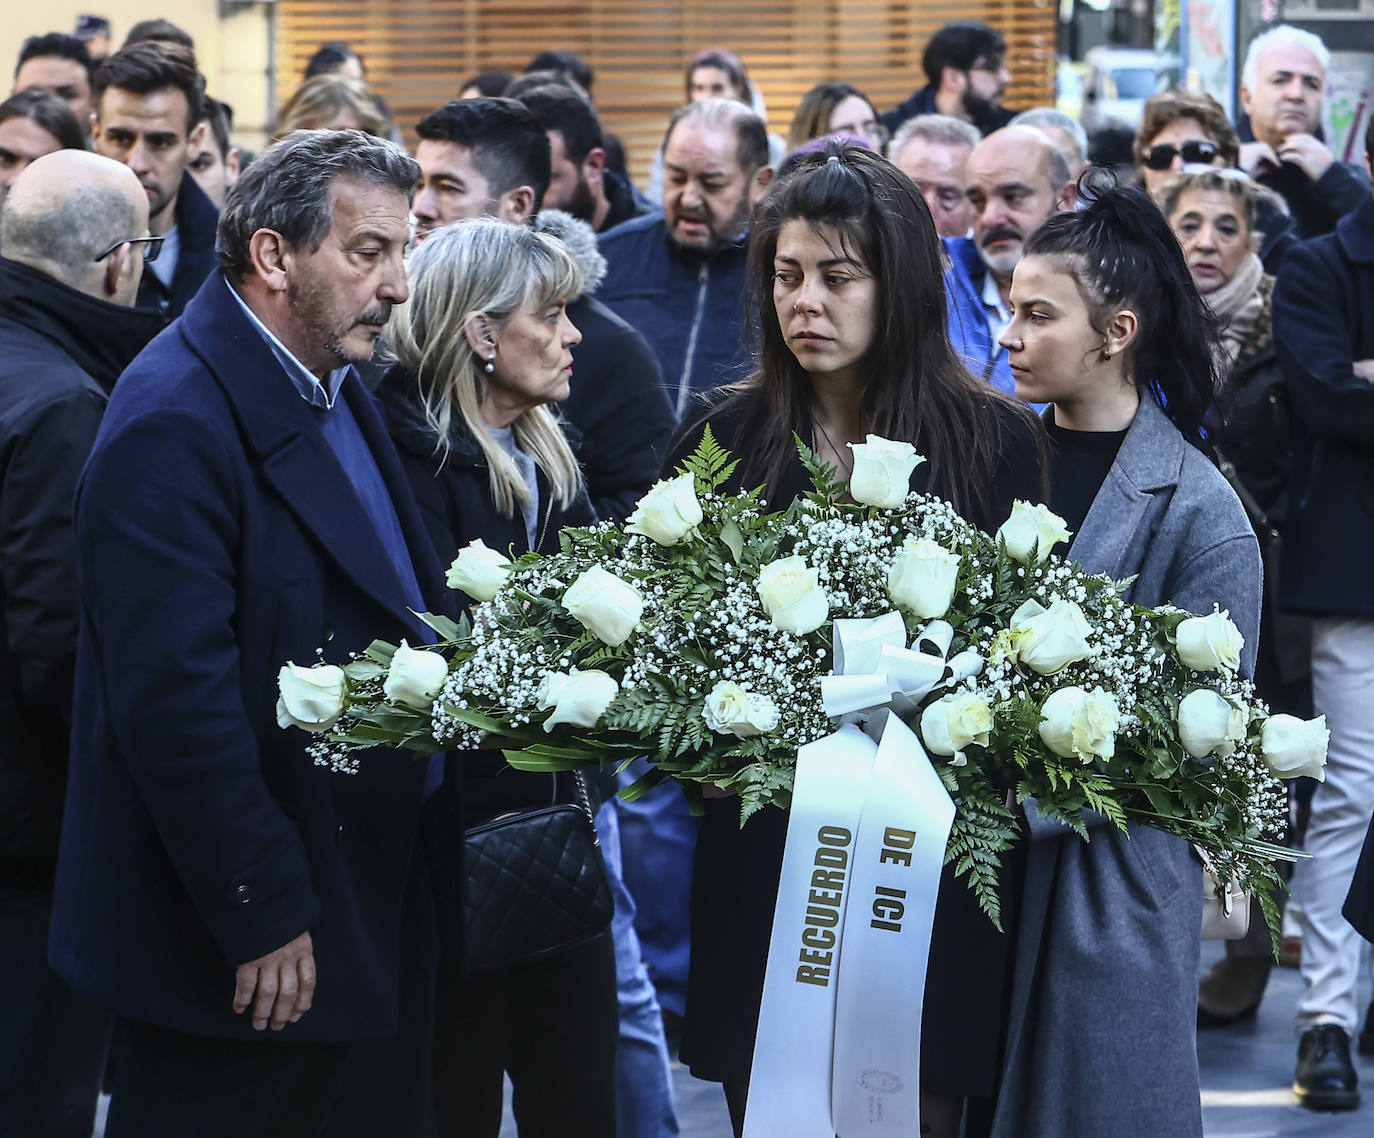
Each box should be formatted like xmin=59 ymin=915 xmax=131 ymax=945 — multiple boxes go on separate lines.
xmin=382 ymin=640 xmax=449 ymax=711
xmin=538 ymin=668 xmax=620 ymax=732
xmin=756 ymin=555 xmax=829 ymax=635
xmin=446 ymin=538 xmax=511 ymax=601
xmin=887 ymin=537 xmax=960 ymax=619
xmin=847 ymin=435 xmax=926 ymax=509
xmin=702 ymin=681 xmax=780 ymax=738
xmin=1260 ymin=714 xmax=1329 ymax=781
xmin=563 ymin=566 xmax=644 ymax=646
xmin=1177 ymin=688 xmax=1248 ymax=759
xmin=1175 ymin=609 xmax=1244 ymax=675
xmin=1008 ymin=598 xmax=1092 ymax=675
xmin=919 ymin=692 xmax=993 ymax=759
xmin=1038 ymin=685 xmax=1120 ymax=762
xmin=997 ymin=501 xmax=1072 ymax=564
xmin=625 ymin=472 xmax=703 ymax=546
xmin=276 ymin=662 xmax=347 ymax=733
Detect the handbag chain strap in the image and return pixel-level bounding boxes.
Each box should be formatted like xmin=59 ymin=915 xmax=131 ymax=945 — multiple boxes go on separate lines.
xmin=570 ymin=769 xmax=600 ymax=846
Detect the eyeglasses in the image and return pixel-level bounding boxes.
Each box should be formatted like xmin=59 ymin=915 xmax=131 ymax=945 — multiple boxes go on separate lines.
xmin=831 ymin=119 xmax=890 ymax=148
xmin=94 ymin=235 xmax=165 ymax=264
xmin=1141 ymin=140 xmax=1222 ymax=170
xmin=969 ymin=56 xmax=1005 ymax=74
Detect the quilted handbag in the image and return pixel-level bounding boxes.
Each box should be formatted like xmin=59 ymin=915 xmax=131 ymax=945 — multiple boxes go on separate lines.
xmin=464 ymin=772 xmax=614 ymax=971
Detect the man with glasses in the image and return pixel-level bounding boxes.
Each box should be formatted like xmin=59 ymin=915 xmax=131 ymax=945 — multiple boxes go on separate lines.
xmin=0 ymin=147 xmax=163 ymax=1138
xmin=91 ymin=39 xmax=219 ymax=319
xmin=879 ymin=23 xmax=1016 ymax=138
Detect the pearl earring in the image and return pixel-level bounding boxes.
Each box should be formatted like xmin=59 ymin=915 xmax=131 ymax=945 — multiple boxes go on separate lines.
xmin=484 ymin=357 xmax=495 ymax=374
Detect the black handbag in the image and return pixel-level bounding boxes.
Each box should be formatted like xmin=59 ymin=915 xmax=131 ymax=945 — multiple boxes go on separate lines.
xmin=463 ymin=770 xmax=614 ymax=971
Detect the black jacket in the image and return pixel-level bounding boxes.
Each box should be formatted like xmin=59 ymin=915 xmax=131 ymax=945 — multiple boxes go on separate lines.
xmin=1274 ymin=195 xmax=1374 ymax=617
xmin=878 ymin=84 xmax=1014 ymax=137
xmin=599 ymin=169 xmax=656 ymax=234
xmin=135 ymin=170 xmax=220 ymax=321
xmin=0 ymin=258 xmax=161 ymax=884
xmin=1236 ymin=113 xmax=1369 ymax=241
xmin=377 ymin=367 xmax=598 ymax=822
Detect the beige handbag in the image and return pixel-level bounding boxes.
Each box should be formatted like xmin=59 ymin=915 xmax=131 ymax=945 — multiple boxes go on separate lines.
xmin=1195 ymin=845 xmax=1251 ymax=940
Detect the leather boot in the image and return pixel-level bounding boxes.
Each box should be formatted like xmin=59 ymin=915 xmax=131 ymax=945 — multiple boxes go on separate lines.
xmin=1294 ymin=1024 xmax=1360 ymax=1110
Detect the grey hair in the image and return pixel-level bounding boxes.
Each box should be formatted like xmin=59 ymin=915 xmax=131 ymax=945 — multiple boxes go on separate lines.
xmin=664 ymin=97 xmax=769 ymax=173
xmin=1010 ymin=107 xmax=1089 ymax=170
xmin=0 ymin=179 xmax=138 ymax=285
xmin=889 ymin=113 xmax=980 ymax=159
xmin=388 ymin=218 xmax=584 ymax=517
xmin=216 ymin=129 xmax=419 ymax=279
xmin=1242 ymin=24 xmax=1330 ymax=92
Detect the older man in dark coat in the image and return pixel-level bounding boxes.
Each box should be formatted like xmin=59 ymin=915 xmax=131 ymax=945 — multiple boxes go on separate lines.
xmin=47 ymin=129 xmax=453 ymax=1137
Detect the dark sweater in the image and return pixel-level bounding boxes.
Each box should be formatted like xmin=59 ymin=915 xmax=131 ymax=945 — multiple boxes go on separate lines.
xmin=1045 ymin=416 xmax=1128 ymax=550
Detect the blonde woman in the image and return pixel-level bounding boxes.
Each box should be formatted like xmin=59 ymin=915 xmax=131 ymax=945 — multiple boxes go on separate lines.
xmin=272 ymin=74 xmax=388 ymax=141
xmin=379 ymin=219 xmax=613 ymax=1137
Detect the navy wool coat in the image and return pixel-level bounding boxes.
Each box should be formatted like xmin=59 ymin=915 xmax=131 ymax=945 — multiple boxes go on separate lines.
xmin=48 ymin=275 xmax=452 ymax=1042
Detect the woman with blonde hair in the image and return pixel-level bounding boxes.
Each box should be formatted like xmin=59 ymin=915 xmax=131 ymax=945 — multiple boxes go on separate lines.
xmin=379 ymin=219 xmax=615 ymax=1137
xmin=785 ymin=81 xmax=887 ymax=152
xmin=272 ymin=73 xmax=388 ymax=141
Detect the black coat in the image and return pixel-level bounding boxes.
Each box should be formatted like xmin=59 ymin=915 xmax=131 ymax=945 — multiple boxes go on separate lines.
xmin=878 ymin=83 xmax=1014 ymax=137
xmin=561 ymin=293 xmax=675 ymax=523
xmin=1273 ymin=196 xmax=1374 ymax=618
xmin=1346 ymin=812 xmax=1374 ymax=943
xmin=48 ymin=276 xmax=452 ymax=1041
xmin=377 ymin=367 xmax=598 ymax=822
xmin=0 ymin=258 xmax=162 ymax=884
xmin=135 ymin=171 xmax=220 ymax=321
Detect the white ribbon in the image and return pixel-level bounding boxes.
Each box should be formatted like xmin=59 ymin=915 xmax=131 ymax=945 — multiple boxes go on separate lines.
xmin=822 ymin=614 xmax=983 ymax=723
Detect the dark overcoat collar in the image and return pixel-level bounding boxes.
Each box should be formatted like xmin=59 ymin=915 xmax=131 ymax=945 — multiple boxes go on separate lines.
xmin=175 ymin=275 xmax=452 ymax=621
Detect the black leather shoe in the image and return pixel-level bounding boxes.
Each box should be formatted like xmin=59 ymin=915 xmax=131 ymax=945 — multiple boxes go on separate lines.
xmin=1294 ymin=1024 xmax=1360 ymax=1110
xmin=1360 ymin=1001 xmax=1374 ymax=1057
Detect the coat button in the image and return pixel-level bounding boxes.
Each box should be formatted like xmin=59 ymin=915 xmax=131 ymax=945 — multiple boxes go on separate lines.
xmin=234 ymin=884 xmax=252 ymax=904
xmin=336 ymin=825 xmax=345 ymax=845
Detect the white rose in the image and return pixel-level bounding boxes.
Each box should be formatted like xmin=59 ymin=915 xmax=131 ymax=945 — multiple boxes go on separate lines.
xmin=1177 ymin=688 xmax=1249 ymax=759
xmin=537 ymin=668 xmax=620 ymax=732
xmin=1008 ymin=598 xmax=1093 ymax=675
xmin=562 ymin=566 xmax=644 ymax=646
xmin=276 ymin=662 xmax=346 ymax=733
xmin=756 ymin=555 xmax=829 ymax=635
xmin=625 ymin=472 xmax=703 ymax=546
xmin=919 ymin=692 xmax=994 ymax=759
xmin=1038 ymin=686 xmax=1120 ymax=762
xmin=1175 ymin=609 xmax=1245 ymax=675
xmin=702 ymin=681 xmax=781 ymax=738
xmin=445 ymin=538 xmax=511 ymax=601
xmin=1260 ymin=714 xmax=1329 ymax=781
xmin=887 ymin=538 xmax=961 ymax=620
xmin=382 ymin=640 xmax=449 ymax=711
xmin=847 ymin=435 xmax=926 ymax=509
xmin=997 ymin=501 xmax=1072 ymax=564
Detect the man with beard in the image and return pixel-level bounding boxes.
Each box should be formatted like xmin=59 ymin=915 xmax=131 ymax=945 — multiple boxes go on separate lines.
xmin=515 ymin=83 xmax=655 ymax=234
xmin=597 ymin=97 xmax=774 ymax=418
xmin=880 ymin=23 xmax=1015 ymax=138
xmin=1237 ymin=25 xmax=1369 ymax=241
xmin=48 ymin=129 xmax=452 ymax=1138
xmin=941 ymin=125 xmax=1071 ymax=400
xmin=90 ymin=40 xmax=218 ymax=319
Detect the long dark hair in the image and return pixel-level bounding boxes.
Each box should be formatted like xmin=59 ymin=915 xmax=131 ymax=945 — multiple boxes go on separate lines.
xmin=1024 ymin=180 xmax=1219 ymax=452
xmin=718 ymin=139 xmax=1040 ymax=521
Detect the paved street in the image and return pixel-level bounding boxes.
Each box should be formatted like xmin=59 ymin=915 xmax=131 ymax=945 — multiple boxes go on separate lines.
xmin=498 ymin=944 xmax=1374 ymax=1136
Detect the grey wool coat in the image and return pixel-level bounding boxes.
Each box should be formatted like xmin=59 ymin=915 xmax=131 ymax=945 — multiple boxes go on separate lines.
xmin=989 ymin=396 xmax=1262 ymax=1138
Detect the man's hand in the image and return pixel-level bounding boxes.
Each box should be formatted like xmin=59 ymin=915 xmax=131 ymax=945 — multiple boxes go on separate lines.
xmin=1353 ymin=359 xmax=1374 ymax=383
xmin=1276 ymin=133 xmax=1335 ymax=182
xmin=1239 ymin=140 xmax=1281 ymax=176
xmin=233 ymin=930 xmax=315 ymax=1031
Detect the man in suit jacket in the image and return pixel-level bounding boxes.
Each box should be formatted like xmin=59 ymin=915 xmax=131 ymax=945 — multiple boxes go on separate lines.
xmin=48 ymin=128 xmax=452 ymax=1137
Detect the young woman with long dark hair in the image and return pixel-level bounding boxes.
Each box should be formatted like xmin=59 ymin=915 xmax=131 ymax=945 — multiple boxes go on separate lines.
xmin=670 ymin=139 xmax=1046 ymax=1138
xmin=989 ymin=184 xmax=1262 ymax=1137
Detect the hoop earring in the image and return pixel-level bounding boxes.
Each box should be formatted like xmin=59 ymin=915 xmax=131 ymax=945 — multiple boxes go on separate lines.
xmin=484 ymin=357 xmax=495 ymax=374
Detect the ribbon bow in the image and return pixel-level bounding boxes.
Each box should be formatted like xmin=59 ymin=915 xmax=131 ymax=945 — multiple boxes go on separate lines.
xmin=821 ymin=612 xmax=983 ymax=724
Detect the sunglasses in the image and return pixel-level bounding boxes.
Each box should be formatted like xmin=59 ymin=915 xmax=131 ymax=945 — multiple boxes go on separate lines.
xmin=1141 ymin=140 xmax=1221 ymax=170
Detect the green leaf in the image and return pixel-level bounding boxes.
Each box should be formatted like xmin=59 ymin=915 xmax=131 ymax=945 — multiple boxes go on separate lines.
xmin=412 ymin=610 xmax=463 ymax=643
xmin=502 ymin=748 xmax=595 ymax=772
xmin=720 ymin=520 xmax=745 ymax=564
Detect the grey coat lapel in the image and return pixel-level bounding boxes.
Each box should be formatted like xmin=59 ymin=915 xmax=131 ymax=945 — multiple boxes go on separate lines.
xmin=1067 ymin=397 xmax=1185 ymax=585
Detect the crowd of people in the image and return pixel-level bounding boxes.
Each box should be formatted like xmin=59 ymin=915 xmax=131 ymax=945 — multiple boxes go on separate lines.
xmin=2 ymin=11 xmax=1374 ymax=1138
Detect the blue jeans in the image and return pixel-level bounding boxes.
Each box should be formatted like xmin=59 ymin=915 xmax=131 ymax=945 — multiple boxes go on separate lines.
xmin=598 ymin=800 xmax=679 ymax=1138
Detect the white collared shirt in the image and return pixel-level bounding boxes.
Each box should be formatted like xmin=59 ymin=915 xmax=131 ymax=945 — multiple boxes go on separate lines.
xmin=224 ymin=276 xmax=350 ymax=409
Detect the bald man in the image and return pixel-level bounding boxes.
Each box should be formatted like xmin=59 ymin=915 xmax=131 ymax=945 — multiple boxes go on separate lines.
xmin=0 ymin=149 xmax=164 ymax=1136
xmin=943 ymin=125 xmax=1074 ymax=399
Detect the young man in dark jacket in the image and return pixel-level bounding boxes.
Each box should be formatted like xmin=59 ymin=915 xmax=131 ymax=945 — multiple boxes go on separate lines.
xmin=879 ymin=23 xmax=1015 ymax=137
xmin=0 ymin=148 xmax=163 ymax=1138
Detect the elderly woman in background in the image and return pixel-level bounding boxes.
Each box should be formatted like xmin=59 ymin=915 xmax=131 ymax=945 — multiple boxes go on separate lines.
xmin=1156 ymin=165 xmax=1310 ymax=1025
xmin=1137 ymin=89 xmax=1295 ymax=269
xmin=272 ymin=73 xmax=389 ymax=141
xmin=785 ymin=81 xmax=887 ymax=153
xmin=378 ymin=219 xmax=617 ymax=1137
